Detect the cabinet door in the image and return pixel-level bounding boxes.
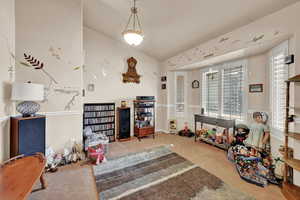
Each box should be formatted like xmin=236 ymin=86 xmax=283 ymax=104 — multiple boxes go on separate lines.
xmin=19 ymin=118 xmax=45 ymax=156
xmin=120 ymin=109 xmax=130 ymax=139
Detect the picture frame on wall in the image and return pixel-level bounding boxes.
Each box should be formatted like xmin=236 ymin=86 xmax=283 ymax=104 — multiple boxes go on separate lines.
xmin=249 ymin=84 xmax=263 ymax=93
xmin=161 ymin=83 xmax=166 ymax=90
xmin=192 ymin=80 xmax=200 ymax=89
xmin=161 ymin=76 xmax=167 ymax=82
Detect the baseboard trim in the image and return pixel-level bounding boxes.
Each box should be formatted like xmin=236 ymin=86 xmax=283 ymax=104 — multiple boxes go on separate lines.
xmin=156 ymin=129 xmax=169 ymax=133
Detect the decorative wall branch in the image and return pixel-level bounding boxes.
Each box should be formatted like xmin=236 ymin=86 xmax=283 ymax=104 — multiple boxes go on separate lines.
xmin=23 ymin=53 xmax=58 ymax=84
xmin=54 ymin=88 xmax=80 ymax=110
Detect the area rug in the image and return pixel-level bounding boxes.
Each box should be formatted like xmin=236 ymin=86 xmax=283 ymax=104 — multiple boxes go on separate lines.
xmin=94 ymin=146 xmax=255 ymax=200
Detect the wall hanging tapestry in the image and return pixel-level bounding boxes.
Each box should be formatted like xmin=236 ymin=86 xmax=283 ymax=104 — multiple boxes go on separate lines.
xmin=94 ymin=146 xmax=254 ymax=200
xmin=122 ymin=57 xmax=141 ymax=84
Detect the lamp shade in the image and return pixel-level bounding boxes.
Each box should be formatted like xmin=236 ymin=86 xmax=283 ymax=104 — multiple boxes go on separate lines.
xmin=11 ymin=82 xmax=44 ymax=101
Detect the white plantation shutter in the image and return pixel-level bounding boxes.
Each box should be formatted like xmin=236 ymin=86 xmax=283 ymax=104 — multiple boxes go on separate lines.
xmin=270 ymin=41 xmax=289 ymax=131
xmin=222 ymin=66 xmax=243 ymax=119
xmin=206 ymin=72 xmax=219 ymax=114
xmin=176 ymin=73 xmax=185 ymax=113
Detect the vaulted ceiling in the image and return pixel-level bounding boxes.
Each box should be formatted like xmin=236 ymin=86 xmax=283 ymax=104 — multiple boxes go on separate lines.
xmin=83 ymin=0 xmax=299 ymax=61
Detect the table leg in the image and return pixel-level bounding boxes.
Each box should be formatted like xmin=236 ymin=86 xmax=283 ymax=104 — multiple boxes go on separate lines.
xmin=40 ymin=172 xmax=47 ymax=189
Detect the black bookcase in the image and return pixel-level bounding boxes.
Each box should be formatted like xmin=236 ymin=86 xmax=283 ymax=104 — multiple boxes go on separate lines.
xmin=83 ymin=103 xmax=115 ymax=143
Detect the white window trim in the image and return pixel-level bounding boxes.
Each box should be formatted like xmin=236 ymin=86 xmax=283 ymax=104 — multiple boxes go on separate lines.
xmin=269 ymin=40 xmax=289 ymax=140
xmin=201 ymin=59 xmax=248 ymax=122
xmin=175 ymin=71 xmax=187 ymax=117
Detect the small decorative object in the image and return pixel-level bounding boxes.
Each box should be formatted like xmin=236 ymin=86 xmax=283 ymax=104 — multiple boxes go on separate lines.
xmin=161 ymin=84 xmax=166 ymax=90
xmin=169 ymin=120 xmax=177 ymax=134
xmin=121 ymin=101 xmax=127 ymax=108
xmin=178 ymin=122 xmax=194 ymax=137
xmin=249 ymin=84 xmax=263 ymax=93
xmin=284 ymin=54 xmax=294 ymax=65
xmin=161 ymin=76 xmax=167 ymax=82
xmin=11 ymin=82 xmax=44 ymax=117
xmin=192 ymin=80 xmax=200 ymax=88
xmin=87 ymin=83 xmax=95 ymax=92
xmin=122 ymin=57 xmax=141 ymax=83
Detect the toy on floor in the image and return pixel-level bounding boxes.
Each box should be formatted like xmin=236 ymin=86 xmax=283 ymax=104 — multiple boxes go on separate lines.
xmin=178 ymin=122 xmax=194 ymax=137
xmin=87 ymin=144 xmax=107 ymax=165
xmin=231 ymin=124 xmax=249 ymax=146
xmin=244 ymin=112 xmax=270 ymax=157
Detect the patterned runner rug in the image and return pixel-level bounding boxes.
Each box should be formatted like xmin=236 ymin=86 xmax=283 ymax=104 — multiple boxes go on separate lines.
xmin=94 ymin=146 xmax=255 ymax=200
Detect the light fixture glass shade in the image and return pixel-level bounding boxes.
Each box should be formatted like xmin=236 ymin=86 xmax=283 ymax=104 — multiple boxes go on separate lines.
xmin=11 ymin=82 xmax=44 ymax=101
xmin=123 ymin=30 xmax=144 ymax=46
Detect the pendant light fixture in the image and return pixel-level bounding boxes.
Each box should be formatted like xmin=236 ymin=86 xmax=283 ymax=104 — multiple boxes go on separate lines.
xmin=123 ymin=0 xmax=144 ymax=46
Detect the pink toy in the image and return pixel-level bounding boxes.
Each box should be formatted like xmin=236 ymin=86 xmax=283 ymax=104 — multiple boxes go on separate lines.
xmin=87 ymin=144 xmax=105 ymax=165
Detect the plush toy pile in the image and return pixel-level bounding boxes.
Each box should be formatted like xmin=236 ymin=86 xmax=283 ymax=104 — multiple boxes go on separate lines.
xmin=228 ymin=145 xmax=278 ymax=187
xmin=227 ymin=122 xmax=279 ymax=187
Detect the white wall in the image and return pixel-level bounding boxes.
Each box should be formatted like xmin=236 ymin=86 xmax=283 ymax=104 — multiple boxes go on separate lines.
xmin=0 ymin=0 xmax=15 ymax=162
xmin=83 ymin=27 xmax=160 ymax=135
xmin=15 ymin=0 xmax=83 ymax=153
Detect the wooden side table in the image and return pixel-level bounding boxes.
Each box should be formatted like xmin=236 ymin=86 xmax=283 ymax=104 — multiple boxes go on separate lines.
xmin=0 ymin=154 xmax=47 ymax=200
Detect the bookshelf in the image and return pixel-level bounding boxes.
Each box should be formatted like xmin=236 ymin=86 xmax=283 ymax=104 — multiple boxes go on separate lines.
xmin=133 ymin=99 xmax=155 ymax=141
xmin=83 ymin=103 xmax=115 ymax=144
xmin=282 ymin=75 xmax=300 ymax=200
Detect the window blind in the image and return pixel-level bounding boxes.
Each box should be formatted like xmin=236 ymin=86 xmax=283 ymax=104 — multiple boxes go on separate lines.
xmin=206 ymin=72 xmax=219 ymax=114
xmin=271 ymin=44 xmax=288 ymax=131
xmin=176 ymin=75 xmax=185 ymax=113
xmin=222 ymin=66 xmax=243 ymax=119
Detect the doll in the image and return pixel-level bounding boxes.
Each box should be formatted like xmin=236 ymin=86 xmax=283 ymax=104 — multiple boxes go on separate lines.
xmin=244 ymin=112 xmax=270 ymax=156
xmin=231 ymin=124 xmax=249 ymax=146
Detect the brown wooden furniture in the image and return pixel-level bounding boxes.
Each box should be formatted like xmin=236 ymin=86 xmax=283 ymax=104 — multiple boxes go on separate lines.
xmin=282 ymin=74 xmax=300 ymax=200
xmin=10 ymin=115 xmax=46 ymax=158
xmin=116 ymin=107 xmax=131 ymax=141
xmin=134 ymin=99 xmax=155 ymax=141
xmin=0 ymin=154 xmax=47 ymax=200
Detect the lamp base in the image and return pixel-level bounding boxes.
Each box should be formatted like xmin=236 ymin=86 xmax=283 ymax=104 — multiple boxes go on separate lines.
xmin=16 ymin=101 xmax=40 ymax=117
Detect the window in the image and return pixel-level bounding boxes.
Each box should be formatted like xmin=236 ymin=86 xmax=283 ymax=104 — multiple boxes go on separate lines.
xmin=270 ymin=41 xmax=289 ymax=132
xmin=205 ymin=72 xmax=219 ymax=114
xmin=202 ymin=60 xmax=246 ymax=120
xmin=222 ymin=65 xmax=244 ymax=119
xmin=175 ymin=72 xmax=186 ymax=113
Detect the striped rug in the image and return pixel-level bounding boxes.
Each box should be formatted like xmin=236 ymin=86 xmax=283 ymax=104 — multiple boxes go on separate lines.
xmin=93 ymin=146 xmax=254 ymax=200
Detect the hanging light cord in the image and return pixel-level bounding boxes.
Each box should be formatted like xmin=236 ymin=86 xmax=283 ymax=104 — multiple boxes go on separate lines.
xmin=123 ymin=0 xmax=142 ymax=33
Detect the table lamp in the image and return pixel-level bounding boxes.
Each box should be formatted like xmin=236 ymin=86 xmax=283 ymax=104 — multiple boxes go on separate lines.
xmin=11 ymin=82 xmax=44 ymax=117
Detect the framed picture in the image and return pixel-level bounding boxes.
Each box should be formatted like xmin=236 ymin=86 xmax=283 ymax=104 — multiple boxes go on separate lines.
xmin=249 ymin=84 xmax=263 ymax=93
xmin=192 ymin=80 xmax=200 ymax=89
xmin=161 ymin=76 xmax=167 ymax=82
xmin=161 ymin=83 xmax=166 ymax=90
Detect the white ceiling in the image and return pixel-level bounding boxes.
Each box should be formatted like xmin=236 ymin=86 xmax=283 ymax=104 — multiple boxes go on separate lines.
xmin=84 ymin=0 xmax=299 ymax=61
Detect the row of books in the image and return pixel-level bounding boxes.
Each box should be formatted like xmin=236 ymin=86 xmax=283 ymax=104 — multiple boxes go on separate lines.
xmin=90 ymin=123 xmax=115 ymax=132
xmin=84 ymin=117 xmax=115 ymax=125
xmin=94 ymin=129 xmax=115 ymax=136
xmin=84 ymin=104 xmax=115 ymax=112
xmin=84 ymin=111 xmax=115 ymax=118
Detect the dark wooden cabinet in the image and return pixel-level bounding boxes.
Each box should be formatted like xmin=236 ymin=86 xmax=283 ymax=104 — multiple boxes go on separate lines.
xmin=117 ymin=107 xmax=131 ymax=141
xmin=10 ymin=115 xmax=46 ymax=158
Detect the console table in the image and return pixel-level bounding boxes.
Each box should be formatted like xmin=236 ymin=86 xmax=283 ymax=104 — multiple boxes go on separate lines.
xmin=194 ymin=114 xmax=235 ymax=150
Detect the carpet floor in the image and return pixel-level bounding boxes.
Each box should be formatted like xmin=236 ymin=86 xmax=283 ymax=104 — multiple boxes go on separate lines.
xmin=28 ymin=164 xmax=98 ymax=200
xmin=94 ymin=146 xmax=254 ymax=200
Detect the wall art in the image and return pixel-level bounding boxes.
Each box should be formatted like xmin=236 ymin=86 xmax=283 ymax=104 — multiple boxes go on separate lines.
xmin=192 ymin=80 xmax=200 ymax=89
xmin=249 ymin=84 xmax=263 ymax=93
xmin=122 ymin=57 xmax=141 ymax=84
